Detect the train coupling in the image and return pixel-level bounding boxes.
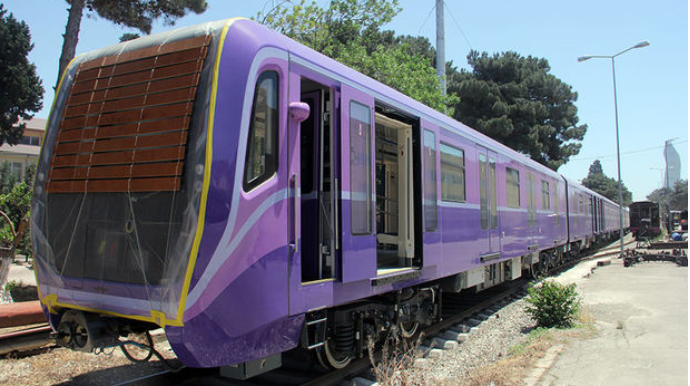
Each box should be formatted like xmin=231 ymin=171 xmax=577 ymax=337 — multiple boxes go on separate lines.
xmin=53 ymin=310 xmax=119 ymax=352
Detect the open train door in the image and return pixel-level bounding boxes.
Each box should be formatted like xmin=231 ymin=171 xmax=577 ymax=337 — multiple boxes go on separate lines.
xmin=339 ymin=84 xmax=376 ymax=283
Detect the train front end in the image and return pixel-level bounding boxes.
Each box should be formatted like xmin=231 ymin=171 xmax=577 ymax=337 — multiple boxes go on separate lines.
xmin=31 ymin=21 xmax=227 ymax=355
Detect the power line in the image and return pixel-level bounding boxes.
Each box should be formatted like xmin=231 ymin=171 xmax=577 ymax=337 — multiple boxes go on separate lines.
xmin=444 ymin=2 xmax=473 ymax=50
xmin=418 ymin=3 xmax=436 ymax=36
xmin=568 ymin=139 xmax=688 ymax=162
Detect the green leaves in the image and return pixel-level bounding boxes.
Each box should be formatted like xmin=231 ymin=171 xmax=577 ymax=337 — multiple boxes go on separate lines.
xmin=256 ymin=0 xmax=455 ymax=114
xmin=525 ymin=281 xmax=580 ymax=329
xmin=0 ymin=5 xmax=43 ymax=146
xmin=582 ymin=160 xmax=633 ymax=205
xmin=450 ymin=51 xmax=587 ymax=171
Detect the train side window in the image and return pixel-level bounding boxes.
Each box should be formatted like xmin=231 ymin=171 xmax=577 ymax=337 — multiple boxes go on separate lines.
xmin=440 ymin=143 xmax=466 ymax=203
xmin=553 ymin=182 xmax=560 ymax=226
xmin=506 ymin=167 xmax=520 ymax=208
xmin=244 ymin=71 xmax=279 ymax=191
xmin=423 ymin=130 xmax=438 ymax=231
xmin=479 ymin=153 xmax=488 ymax=230
xmin=349 ymin=100 xmax=372 ymax=235
xmin=541 ymin=180 xmax=550 ymax=210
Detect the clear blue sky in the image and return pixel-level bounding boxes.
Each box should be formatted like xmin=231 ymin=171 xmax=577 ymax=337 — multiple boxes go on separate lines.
xmin=5 ymin=0 xmax=688 ymax=201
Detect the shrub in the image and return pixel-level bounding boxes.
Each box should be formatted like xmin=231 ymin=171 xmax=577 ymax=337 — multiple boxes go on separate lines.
xmin=525 ymin=281 xmax=580 ymax=328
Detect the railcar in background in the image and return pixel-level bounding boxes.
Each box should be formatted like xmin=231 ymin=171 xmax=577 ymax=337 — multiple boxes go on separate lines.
xmin=629 ymin=201 xmax=661 ymax=240
xmin=31 ymin=18 xmax=626 ymax=378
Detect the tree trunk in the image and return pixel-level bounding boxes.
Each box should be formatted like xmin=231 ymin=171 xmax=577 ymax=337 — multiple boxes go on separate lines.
xmin=56 ymin=0 xmax=85 ymax=89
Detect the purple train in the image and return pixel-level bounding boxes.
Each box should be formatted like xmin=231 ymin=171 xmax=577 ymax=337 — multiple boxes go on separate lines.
xmin=31 ymin=18 xmax=628 ymax=375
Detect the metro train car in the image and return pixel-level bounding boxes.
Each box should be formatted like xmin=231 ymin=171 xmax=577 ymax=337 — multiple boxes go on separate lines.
xmin=629 ymin=201 xmax=661 ymax=239
xmin=31 ymin=18 xmax=625 ymax=376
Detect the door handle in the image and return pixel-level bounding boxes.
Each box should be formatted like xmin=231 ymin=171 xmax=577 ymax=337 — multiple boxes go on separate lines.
xmin=291 ymin=173 xmax=299 ymax=253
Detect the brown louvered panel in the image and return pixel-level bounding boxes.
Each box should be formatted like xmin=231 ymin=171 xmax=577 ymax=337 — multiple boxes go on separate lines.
xmin=64 ymin=87 xmax=197 ymax=119
xmin=49 ymin=162 xmax=184 ymax=181
xmin=57 ymin=117 xmax=191 ymax=143
xmin=53 ymin=146 xmax=185 ymax=168
xmin=47 ymin=33 xmax=209 ymax=193
xmin=55 ymin=132 xmax=188 ymax=156
xmin=46 ymin=177 xmax=181 ymax=193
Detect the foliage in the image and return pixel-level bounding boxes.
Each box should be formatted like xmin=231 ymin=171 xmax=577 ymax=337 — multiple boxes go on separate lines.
xmin=57 ymin=0 xmax=208 ymax=86
xmin=0 ymin=4 xmax=44 ymax=146
xmin=450 ymin=51 xmax=587 ymax=171
xmin=0 ymin=163 xmax=35 ymax=254
xmin=119 ymin=32 xmax=141 ymax=42
xmin=647 ymin=179 xmax=687 ymax=212
xmin=525 ymin=281 xmax=580 ymax=328
xmin=257 ymin=0 xmax=458 ymax=113
xmin=581 ymin=160 xmax=633 ymax=206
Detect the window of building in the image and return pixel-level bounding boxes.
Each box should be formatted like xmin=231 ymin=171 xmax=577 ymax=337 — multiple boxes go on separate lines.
xmin=423 ymin=130 xmax=437 ymax=231
xmin=244 ymin=71 xmax=279 ymax=191
xmin=18 ymin=136 xmax=41 ymax=146
xmin=440 ymin=143 xmax=465 ymax=202
xmin=506 ymin=167 xmax=520 ymax=208
xmin=541 ymin=180 xmax=550 ymax=210
xmin=350 ymin=100 xmax=372 ymax=235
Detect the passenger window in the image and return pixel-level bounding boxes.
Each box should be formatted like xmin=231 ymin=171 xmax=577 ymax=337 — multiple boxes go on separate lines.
xmin=244 ymin=71 xmax=279 ymax=191
xmin=350 ymin=100 xmax=372 ymax=235
xmin=541 ymin=181 xmax=550 ymax=210
xmin=440 ymin=143 xmax=466 ymax=203
xmin=506 ymin=167 xmax=520 ymax=208
xmin=423 ymin=130 xmax=437 ymax=231
xmin=553 ymin=182 xmax=560 ymax=226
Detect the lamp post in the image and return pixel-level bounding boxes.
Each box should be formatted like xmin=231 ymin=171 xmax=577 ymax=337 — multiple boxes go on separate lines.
xmin=578 ymin=41 xmax=650 ymax=258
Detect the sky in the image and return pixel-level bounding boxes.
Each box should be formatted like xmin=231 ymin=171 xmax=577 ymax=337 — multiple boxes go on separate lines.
xmin=4 ymin=0 xmax=688 ymax=202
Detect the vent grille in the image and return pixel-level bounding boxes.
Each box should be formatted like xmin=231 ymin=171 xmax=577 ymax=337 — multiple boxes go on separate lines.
xmin=47 ymin=35 xmax=212 ymax=193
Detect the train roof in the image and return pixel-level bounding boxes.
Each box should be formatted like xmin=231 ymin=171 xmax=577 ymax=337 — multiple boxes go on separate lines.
xmin=64 ymin=18 xmax=577 ymax=187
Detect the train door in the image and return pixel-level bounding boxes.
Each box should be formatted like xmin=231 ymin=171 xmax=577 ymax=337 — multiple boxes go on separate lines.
xmin=374 ymin=112 xmax=417 ymax=272
xmin=287 ymin=69 xmax=340 ymax=314
xmin=298 ymin=82 xmax=337 ymax=283
xmin=339 ymin=84 xmax=377 ymax=283
xmin=478 ymin=147 xmax=501 ymax=260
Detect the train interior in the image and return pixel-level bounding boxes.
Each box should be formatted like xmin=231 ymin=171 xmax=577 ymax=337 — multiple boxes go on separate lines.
xmin=299 ymin=78 xmax=336 ymax=283
xmin=374 ymin=111 xmax=419 ymax=272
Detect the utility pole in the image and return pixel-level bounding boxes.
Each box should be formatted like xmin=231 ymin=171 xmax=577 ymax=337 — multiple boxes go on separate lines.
xmin=436 ymin=0 xmax=446 ymax=96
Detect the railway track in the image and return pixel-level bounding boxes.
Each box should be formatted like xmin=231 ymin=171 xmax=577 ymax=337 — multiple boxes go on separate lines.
xmin=0 ymin=324 xmax=53 ymax=357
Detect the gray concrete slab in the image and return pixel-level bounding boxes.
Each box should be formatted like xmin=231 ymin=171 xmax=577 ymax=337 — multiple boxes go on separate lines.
xmin=539 ymin=258 xmax=688 ymax=386
xmin=7 ymin=261 xmax=36 ymax=287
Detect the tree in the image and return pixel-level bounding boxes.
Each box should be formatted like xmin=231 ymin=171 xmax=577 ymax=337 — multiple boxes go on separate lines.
xmin=57 ymin=0 xmax=208 ymax=88
xmin=647 ymin=180 xmax=687 ymax=212
xmin=119 ymin=32 xmax=141 ymax=42
xmin=258 ymin=0 xmax=458 ymax=113
xmin=0 ymin=5 xmax=43 ymax=146
xmin=581 ymin=160 xmax=632 ymax=206
xmin=450 ymin=51 xmax=587 ymax=171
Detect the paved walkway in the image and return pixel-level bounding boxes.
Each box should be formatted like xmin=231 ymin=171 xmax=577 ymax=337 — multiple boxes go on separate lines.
xmin=534 ymin=256 xmax=688 ymax=386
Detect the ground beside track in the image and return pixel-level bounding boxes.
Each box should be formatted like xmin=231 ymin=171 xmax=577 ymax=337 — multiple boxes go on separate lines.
xmin=532 ymin=256 xmax=688 ymax=386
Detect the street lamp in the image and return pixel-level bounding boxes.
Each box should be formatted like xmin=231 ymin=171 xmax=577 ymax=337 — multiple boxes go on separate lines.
xmin=578 ymin=41 xmax=650 ymax=258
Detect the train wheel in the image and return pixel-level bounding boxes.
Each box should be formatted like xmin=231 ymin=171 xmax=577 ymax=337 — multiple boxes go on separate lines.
xmin=537 ymin=252 xmax=550 ymax=276
xmin=315 ymin=338 xmax=353 ymax=370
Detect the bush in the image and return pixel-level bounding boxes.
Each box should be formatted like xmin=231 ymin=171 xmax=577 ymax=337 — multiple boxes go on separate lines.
xmin=525 ymin=281 xmax=580 ymax=328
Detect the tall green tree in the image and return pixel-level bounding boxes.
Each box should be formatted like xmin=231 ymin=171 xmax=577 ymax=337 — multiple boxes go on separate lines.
xmin=0 ymin=5 xmax=43 ymax=146
xmin=57 ymin=0 xmax=208 ymax=87
xmin=647 ymin=180 xmax=687 ymax=212
xmin=581 ymin=160 xmax=632 ymax=205
xmin=450 ymin=51 xmax=587 ymax=171
xmin=258 ymin=0 xmax=458 ymax=113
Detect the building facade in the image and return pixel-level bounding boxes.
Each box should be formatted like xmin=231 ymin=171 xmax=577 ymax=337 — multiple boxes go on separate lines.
xmin=0 ymin=117 xmax=46 ymax=182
